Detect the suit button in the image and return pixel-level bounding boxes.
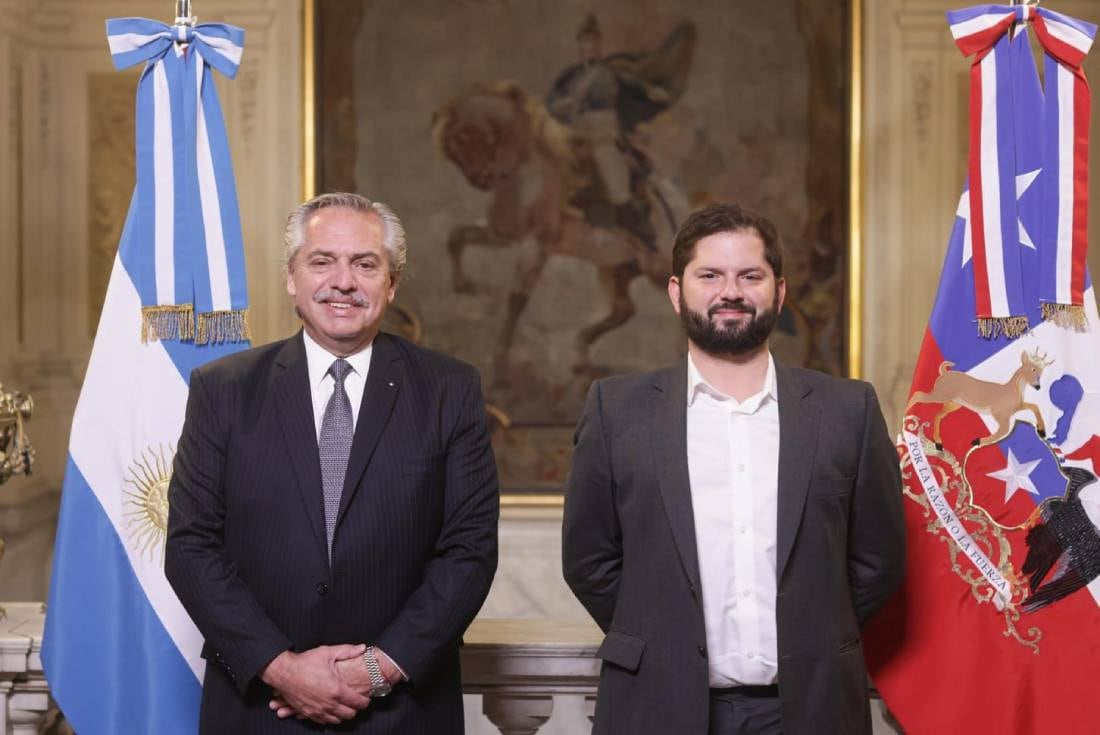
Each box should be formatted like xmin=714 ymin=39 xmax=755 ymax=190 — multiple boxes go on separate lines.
xmin=698 ymin=645 xmax=707 ymax=657
xmin=316 ymin=582 xmax=329 ymax=596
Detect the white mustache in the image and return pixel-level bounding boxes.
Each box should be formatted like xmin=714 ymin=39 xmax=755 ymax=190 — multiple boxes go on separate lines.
xmin=313 ymin=289 xmax=368 ymax=306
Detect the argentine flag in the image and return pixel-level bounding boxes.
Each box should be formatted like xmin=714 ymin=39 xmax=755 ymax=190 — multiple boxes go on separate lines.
xmin=42 ymin=19 xmax=248 ymax=734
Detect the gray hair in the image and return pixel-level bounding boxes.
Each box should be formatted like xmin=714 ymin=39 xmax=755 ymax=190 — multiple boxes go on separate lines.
xmin=283 ymin=192 xmax=407 ymax=277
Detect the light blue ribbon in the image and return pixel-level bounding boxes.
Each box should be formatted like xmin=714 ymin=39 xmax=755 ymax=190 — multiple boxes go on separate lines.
xmin=106 ymin=18 xmax=249 ymax=343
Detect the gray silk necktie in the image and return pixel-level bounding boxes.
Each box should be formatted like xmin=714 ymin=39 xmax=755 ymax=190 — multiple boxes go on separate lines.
xmin=319 ymin=358 xmax=353 ymax=559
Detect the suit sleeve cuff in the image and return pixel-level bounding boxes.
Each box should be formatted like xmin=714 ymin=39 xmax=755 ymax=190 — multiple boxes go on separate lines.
xmin=374 ymin=647 xmax=408 ymax=682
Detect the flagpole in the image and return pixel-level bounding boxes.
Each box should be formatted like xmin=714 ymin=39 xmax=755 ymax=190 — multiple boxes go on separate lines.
xmin=174 ymin=0 xmax=195 ymax=27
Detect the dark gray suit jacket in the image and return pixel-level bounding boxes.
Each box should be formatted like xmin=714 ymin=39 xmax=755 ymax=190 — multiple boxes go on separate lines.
xmin=562 ymin=359 xmax=904 ymax=734
xmin=165 ymin=332 xmax=499 ymax=733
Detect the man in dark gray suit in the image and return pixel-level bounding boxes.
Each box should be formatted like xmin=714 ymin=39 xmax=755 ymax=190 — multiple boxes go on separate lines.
xmin=166 ymin=192 xmax=499 ymax=733
xmin=563 ymin=203 xmax=904 ymax=734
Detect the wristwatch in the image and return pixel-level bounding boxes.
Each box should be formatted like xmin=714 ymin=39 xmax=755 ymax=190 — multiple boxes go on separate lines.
xmin=362 ymin=646 xmax=393 ymax=697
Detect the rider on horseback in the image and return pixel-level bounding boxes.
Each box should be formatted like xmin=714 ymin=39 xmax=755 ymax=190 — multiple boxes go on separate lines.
xmin=546 ymin=15 xmax=694 ymax=252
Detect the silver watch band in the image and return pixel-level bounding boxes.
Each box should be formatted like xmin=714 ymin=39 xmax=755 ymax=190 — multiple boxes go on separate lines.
xmin=362 ymin=645 xmax=392 ymax=697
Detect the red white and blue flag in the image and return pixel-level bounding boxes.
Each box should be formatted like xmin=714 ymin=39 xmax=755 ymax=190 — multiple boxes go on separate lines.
xmin=864 ymin=6 xmax=1100 ymax=734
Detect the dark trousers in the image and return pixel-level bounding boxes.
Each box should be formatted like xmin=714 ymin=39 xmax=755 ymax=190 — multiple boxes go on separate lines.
xmin=708 ymin=687 xmax=782 ymax=735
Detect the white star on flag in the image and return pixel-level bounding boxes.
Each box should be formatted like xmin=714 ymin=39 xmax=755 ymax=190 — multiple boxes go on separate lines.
xmin=958 ymin=168 xmax=1041 ymax=266
xmin=986 ymin=448 xmax=1042 ymax=503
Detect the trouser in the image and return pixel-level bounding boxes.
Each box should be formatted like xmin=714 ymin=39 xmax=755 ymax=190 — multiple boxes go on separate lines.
xmin=708 ymin=685 xmax=782 ymax=735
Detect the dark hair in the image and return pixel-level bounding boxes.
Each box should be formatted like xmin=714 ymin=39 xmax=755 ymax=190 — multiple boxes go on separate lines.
xmin=671 ymin=203 xmax=783 ymax=280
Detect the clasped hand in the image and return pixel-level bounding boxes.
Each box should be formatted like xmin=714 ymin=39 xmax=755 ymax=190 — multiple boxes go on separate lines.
xmin=261 ymin=644 xmax=389 ymax=725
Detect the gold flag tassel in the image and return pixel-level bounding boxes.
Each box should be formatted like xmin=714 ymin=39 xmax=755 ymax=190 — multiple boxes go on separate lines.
xmin=977 ymin=315 xmax=1030 ymax=340
xmin=1040 ymin=302 xmax=1088 ymax=331
xmin=195 ymin=308 xmax=252 ymax=345
xmin=141 ymin=304 xmax=195 ymax=343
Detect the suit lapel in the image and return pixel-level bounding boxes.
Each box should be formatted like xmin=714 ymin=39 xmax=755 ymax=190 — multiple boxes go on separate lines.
xmin=775 ymin=364 xmax=819 ymax=581
xmin=273 ymin=333 xmax=328 ymax=563
xmin=335 ymin=332 xmax=403 ymax=528
xmin=652 ymin=361 xmax=703 ymax=595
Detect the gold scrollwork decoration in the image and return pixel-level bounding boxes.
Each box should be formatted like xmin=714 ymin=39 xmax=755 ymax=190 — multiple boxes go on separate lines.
xmin=899 ymin=415 xmax=1043 ymax=654
xmin=0 ymin=381 xmax=34 ymax=486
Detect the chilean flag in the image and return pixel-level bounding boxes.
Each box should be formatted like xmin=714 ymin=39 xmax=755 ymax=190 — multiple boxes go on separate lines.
xmin=864 ymin=11 xmax=1100 ymax=734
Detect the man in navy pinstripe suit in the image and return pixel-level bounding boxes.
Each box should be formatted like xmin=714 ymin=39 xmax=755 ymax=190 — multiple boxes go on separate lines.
xmin=166 ymin=192 xmax=500 ymax=733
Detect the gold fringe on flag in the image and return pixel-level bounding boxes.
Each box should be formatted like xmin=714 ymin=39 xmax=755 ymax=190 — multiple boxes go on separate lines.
xmin=1040 ymin=302 xmax=1087 ymax=331
xmin=141 ymin=304 xmax=195 ymax=343
xmin=195 ymin=308 xmax=252 ymax=345
xmin=977 ymin=315 xmax=1029 ymax=340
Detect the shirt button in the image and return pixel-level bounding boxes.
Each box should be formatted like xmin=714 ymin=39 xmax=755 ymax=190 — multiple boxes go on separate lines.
xmin=739 ymin=525 xmax=748 ymax=535
xmin=747 ymin=652 xmax=756 ymax=660
xmin=316 ymin=582 xmax=329 ymax=596
xmin=737 ymin=463 xmax=745 ymax=473
xmin=741 ymin=590 xmax=751 ymax=599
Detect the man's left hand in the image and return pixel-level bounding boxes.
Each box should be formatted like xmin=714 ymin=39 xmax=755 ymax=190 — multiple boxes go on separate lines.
xmin=336 ymin=646 xmax=404 ymax=696
xmin=269 ymin=646 xmax=403 ymax=718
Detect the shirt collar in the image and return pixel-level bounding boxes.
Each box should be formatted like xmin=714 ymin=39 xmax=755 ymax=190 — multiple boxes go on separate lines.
xmin=687 ymin=351 xmax=777 ymax=410
xmin=302 ymin=330 xmax=373 ymax=389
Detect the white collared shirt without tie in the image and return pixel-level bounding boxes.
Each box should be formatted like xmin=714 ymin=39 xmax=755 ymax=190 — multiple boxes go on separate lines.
xmin=686 ymin=352 xmax=780 ymax=687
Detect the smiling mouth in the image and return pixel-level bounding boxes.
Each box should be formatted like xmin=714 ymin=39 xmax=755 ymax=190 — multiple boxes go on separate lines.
xmin=711 ymin=309 xmax=752 ymax=319
xmin=321 ymin=301 xmax=366 ymax=315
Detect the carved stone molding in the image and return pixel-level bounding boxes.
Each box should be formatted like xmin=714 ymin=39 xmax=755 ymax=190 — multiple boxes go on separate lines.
xmin=909 ymin=58 xmax=934 ymax=165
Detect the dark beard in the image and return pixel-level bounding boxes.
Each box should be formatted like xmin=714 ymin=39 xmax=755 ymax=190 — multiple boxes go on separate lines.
xmin=680 ymin=292 xmax=780 ymax=357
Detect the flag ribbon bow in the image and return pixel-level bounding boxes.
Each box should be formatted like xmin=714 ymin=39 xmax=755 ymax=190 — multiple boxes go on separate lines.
xmin=949 ymin=4 xmax=1096 ymax=337
xmin=106 ymin=18 xmax=250 ymax=344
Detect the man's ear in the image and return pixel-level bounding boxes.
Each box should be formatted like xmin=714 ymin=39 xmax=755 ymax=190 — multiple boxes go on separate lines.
xmin=387 ymin=272 xmax=400 ymax=303
xmin=668 ymin=276 xmax=682 ymax=315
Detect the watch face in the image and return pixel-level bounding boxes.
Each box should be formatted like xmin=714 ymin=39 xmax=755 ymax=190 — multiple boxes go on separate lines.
xmin=372 ymin=681 xmax=393 ymax=697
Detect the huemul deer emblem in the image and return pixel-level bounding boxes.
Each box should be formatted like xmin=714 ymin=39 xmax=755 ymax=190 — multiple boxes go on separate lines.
xmin=907 ymin=350 xmax=1054 ymax=449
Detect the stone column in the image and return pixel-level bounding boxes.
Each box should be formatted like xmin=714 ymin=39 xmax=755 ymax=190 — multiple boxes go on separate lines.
xmin=7 ymin=680 xmax=48 ymax=735
xmin=481 ymin=693 xmax=555 ymax=735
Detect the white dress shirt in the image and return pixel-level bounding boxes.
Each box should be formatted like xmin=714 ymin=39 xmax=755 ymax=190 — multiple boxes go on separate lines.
xmin=686 ymin=352 xmax=780 ymax=687
xmin=302 ymin=330 xmax=372 ymax=441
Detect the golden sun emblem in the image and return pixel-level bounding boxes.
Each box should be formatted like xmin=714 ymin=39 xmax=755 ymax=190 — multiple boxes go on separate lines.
xmin=123 ymin=445 xmax=174 ymax=562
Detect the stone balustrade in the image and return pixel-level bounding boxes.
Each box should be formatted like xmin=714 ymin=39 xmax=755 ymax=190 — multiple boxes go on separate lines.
xmin=461 ymin=619 xmax=602 ymax=734
xmin=0 ymin=604 xmax=605 ymax=735
xmin=0 ymin=604 xmax=895 ymax=734
xmin=0 ymin=604 xmax=48 ymax=735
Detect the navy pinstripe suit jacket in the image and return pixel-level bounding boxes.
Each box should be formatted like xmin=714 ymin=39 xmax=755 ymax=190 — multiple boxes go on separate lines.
xmin=166 ymin=331 xmax=499 ymax=733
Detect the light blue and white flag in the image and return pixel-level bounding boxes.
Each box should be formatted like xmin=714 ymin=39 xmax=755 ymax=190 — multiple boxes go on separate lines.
xmin=42 ymin=18 xmax=248 ymax=734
